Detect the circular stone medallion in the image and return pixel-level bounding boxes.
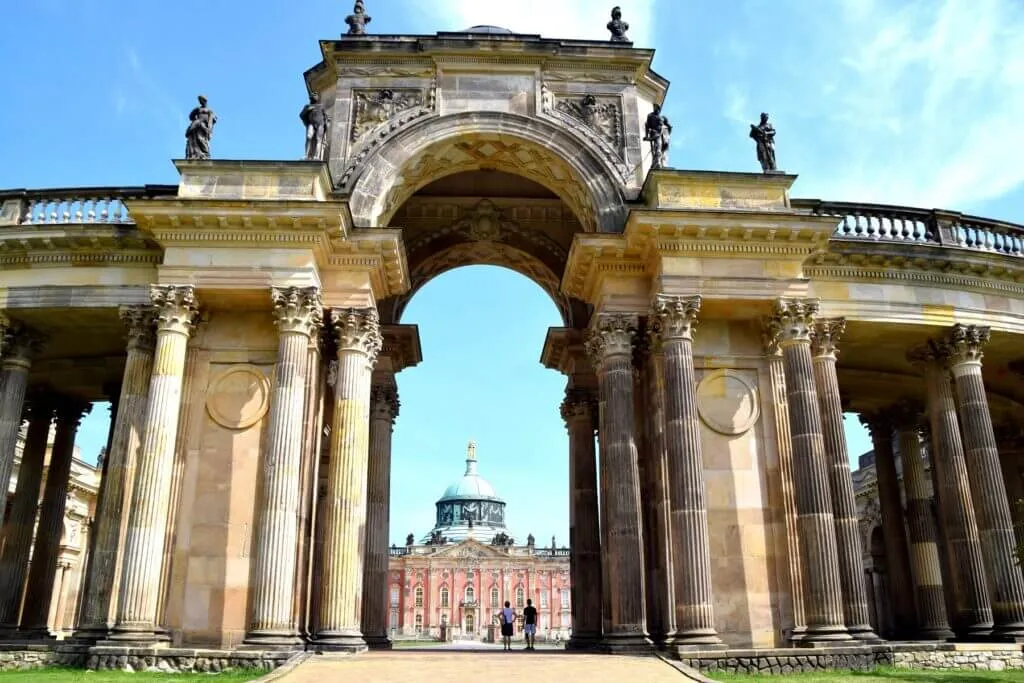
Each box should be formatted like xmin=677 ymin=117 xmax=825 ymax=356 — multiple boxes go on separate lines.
xmin=206 ymin=365 xmax=271 ymax=430
xmin=695 ymin=369 xmax=760 ymax=436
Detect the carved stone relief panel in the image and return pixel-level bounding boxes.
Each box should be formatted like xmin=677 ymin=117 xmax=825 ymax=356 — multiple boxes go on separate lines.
xmin=554 ymin=93 xmax=624 ymax=155
xmin=350 ymin=88 xmax=428 ymax=145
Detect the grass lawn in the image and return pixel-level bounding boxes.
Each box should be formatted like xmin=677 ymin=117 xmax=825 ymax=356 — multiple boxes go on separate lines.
xmin=0 ymin=668 xmax=263 ymax=682
xmin=709 ymin=667 xmax=1024 ymax=682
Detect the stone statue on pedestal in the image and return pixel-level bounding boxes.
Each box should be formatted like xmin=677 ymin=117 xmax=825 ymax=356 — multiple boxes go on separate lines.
xmin=644 ymin=103 xmax=672 ymax=169
xmin=607 ymin=6 xmax=630 ymax=42
xmin=750 ymin=112 xmax=778 ymax=173
xmin=406 ymin=533 xmax=414 ymax=546
xmin=344 ymin=0 xmax=371 ymax=36
xmin=184 ymin=95 xmax=217 ymax=160
xmin=300 ymin=92 xmax=330 ymax=161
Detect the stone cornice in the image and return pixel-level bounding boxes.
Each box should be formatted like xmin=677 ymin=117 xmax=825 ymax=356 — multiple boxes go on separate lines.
xmin=325 ymin=228 xmax=410 ymax=301
xmin=0 ymin=223 xmax=161 ymax=270
xmin=379 ymin=324 xmax=422 ymax=374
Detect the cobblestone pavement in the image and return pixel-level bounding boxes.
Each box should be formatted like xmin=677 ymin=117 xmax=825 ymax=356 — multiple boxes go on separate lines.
xmin=276 ymin=651 xmax=692 ymax=682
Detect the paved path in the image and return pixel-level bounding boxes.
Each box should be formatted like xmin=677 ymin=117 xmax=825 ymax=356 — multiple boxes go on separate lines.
xmin=274 ymin=650 xmax=695 ymax=682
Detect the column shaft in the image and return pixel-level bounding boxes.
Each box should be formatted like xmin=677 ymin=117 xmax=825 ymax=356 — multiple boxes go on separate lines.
xmin=111 ymin=285 xmax=197 ymax=642
xmin=810 ymin=319 xmax=877 ymax=640
xmin=563 ymin=388 xmax=602 ymax=649
xmin=0 ymin=398 xmax=54 ymax=632
xmin=314 ymin=307 xmax=381 ymax=651
xmin=75 ymin=308 xmax=155 ymax=639
xmin=643 ymin=348 xmax=675 ymax=644
xmin=652 ymin=295 xmax=722 ymax=649
xmin=945 ymin=325 xmax=1024 ymax=639
xmin=245 ymin=287 xmax=321 ymax=646
xmin=586 ymin=314 xmax=650 ymax=652
xmin=895 ymin=416 xmax=953 ymax=639
xmin=361 ymin=384 xmax=398 ymax=649
xmin=0 ymin=324 xmax=42 ymax=513
xmin=20 ymin=399 xmax=90 ymax=636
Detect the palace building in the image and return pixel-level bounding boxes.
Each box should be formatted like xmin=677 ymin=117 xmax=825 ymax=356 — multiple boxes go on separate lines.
xmin=386 ymin=442 xmax=571 ymax=641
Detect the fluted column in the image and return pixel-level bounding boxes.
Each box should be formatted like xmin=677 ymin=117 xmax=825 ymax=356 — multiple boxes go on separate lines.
xmin=0 ymin=396 xmax=55 ymax=634
xmin=943 ymin=324 xmax=1024 ymax=640
xmin=74 ymin=307 xmax=156 ymax=640
xmin=563 ymin=387 xmax=602 ymax=650
xmin=995 ymin=425 xmax=1024 ymax=551
xmin=20 ymin=397 xmax=91 ymax=637
xmin=649 ymin=295 xmax=722 ymax=649
xmin=245 ymin=287 xmax=323 ymax=646
xmin=766 ymin=298 xmax=850 ymax=643
xmin=891 ymin=403 xmax=954 ymax=639
xmin=860 ymin=412 xmax=917 ymax=637
xmin=111 ymin=285 xmax=198 ymax=643
xmin=809 ymin=319 xmax=877 ymax=641
xmin=361 ymin=383 xmax=398 ymax=649
xmin=0 ymin=322 xmax=44 ymax=513
xmin=909 ymin=343 xmax=992 ymax=638
xmin=585 ymin=314 xmax=651 ymax=652
xmin=314 ymin=307 xmax=381 ymax=652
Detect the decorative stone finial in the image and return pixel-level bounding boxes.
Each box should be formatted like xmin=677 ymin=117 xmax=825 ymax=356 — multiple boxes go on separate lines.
xmin=606 ymin=6 xmax=630 ymax=42
xmin=749 ymin=112 xmax=778 ymax=173
xmin=344 ymin=0 xmax=372 ymax=36
xmin=465 ymin=440 xmax=478 ymax=475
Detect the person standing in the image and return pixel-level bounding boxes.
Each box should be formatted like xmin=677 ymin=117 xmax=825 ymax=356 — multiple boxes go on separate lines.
xmin=500 ymin=601 xmax=516 ymax=651
xmin=523 ymin=598 xmax=538 ymax=650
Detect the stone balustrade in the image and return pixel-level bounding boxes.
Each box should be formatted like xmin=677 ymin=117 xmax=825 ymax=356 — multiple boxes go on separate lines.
xmin=0 ymin=187 xmax=175 ymax=227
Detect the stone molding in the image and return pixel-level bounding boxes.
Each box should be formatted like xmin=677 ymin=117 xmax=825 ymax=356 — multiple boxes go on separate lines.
xmin=149 ymin=285 xmax=199 ymax=337
xmin=584 ymin=314 xmax=637 ymax=365
xmin=370 ymin=385 xmax=399 ymax=423
xmin=809 ymin=318 xmax=846 ymax=359
xmin=329 ymin=307 xmax=383 ymax=360
xmin=764 ymin=298 xmax=820 ymax=347
xmin=649 ymin=294 xmax=701 ymax=344
xmin=270 ymin=286 xmax=323 ymax=337
xmin=118 ymin=306 xmax=156 ymax=352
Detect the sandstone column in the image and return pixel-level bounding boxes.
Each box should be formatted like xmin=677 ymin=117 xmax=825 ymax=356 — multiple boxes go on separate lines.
xmin=766 ymin=298 xmax=850 ymax=643
xmin=0 ymin=395 xmax=55 ymax=633
xmin=0 ymin=322 xmax=44 ymax=513
xmin=909 ymin=343 xmax=992 ymax=638
xmin=891 ymin=403 xmax=954 ymax=639
xmin=563 ymin=387 xmax=602 ymax=650
xmin=860 ymin=412 xmax=917 ymax=637
xmin=74 ymin=307 xmax=156 ymax=640
xmin=943 ymin=324 xmax=1024 ymax=640
xmin=245 ymin=286 xmax=323 ymax=646
xmin=585 ymin=313 xmax=651 ymax=652
xmin=650 ymin=295 xmax=722 ymax=649
xmin=314 ymin=307 xmax=381 ymax=652
xmin=361 ymin=383 xmax=399 ymax=649
xmin=995 ymin=425 xmax=1024 ymax=550
xmin=111 ymin=285 xmax=198 ymax=643
xmin=20 ymin=397 xmax=91 ymax=637
xmin=809 ymin=318 xmax=877 ymax=641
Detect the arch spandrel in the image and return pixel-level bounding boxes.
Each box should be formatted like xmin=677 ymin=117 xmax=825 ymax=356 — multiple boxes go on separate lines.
xmin=346 ymin=112 xmax=627 ymax=234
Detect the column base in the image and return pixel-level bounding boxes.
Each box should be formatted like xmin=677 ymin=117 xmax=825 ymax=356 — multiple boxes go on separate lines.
xmin=601 ymin=632 xmax=654 ymax=654
xmin=797 ymin=624 xmax=853 ymax=646
xmin=954 ymin=621 xmax=994 ymax=641
xmin=917 ymin=626 xmax=956 ymax=641
xmin=786 ymin=625 xmax=808 ymax=644
xmin=671 ymin=628 xmax=725 ymax=651
xmin=565 ymin=633 xmax=603 ymax=651
xmin=847 ymin=625 xmax=884 ymax=643
xmin=992 ymin=622 xmax=1024 ymax=643
xmin=363 ymin=634 xmax=392 ymax=650
xmin=12 ymin=629 xmax=54 ymax=641
xmin=104 ymin=624 xmax=171 ymax=648
xmin=241 ymin=629 xmax=304 ymax=649
xmin=312 ymin=631 xmax=368 ymax=653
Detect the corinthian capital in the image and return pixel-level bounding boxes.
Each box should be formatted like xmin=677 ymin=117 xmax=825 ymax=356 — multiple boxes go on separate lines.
xmin=54 ymin=395 xmax=92 ymax=428
xmin=119 ymin=305 xmax=156 ymax=352
xmin=939 ymin=323 xmax=990 ymax=367
xmin=764 ymin=297 xmax=819 ymax=347
xmin=271 ymin=286 xmax=323 ymax=337
xmin=1 ymin=320 xmax=46 ymax=365
xmin=560 ymin=387 xmax=597 ymax=427
xmin=650 ymin=294 xmax=701 ymax=345
xmin=370 ymin=384 xmax=400 ymax=422
xmin=584 ymin=314 xmax=637 ymax=367
xmin=330 ymin=307 xmax=382 ymax=361
xmin=810 ymin=318 xmax=846 ymax=359
xmin=150 ymin=285 xmax=199 ymax=336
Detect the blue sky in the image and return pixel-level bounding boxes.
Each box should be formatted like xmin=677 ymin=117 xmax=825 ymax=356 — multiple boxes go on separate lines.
xmin=2 ymin=1 xmax=1021 ymax=545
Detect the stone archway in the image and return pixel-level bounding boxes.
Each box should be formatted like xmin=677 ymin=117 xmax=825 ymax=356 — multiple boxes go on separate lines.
xmin=345 ymin=112 xmax=628 ymax=234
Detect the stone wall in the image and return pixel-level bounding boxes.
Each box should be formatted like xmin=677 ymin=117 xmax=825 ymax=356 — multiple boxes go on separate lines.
xmin=0 ymin=644 xmax=87 ymax=671
xmin=892 ymin=644 xmax=1024 ymax=672
xmin=87 ymin=646 xmax=291 ymax=674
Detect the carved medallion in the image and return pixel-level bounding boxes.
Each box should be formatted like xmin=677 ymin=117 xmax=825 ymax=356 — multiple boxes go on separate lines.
xmin=350 ymin=88 xmax=427 ymax=144
xmin=451 ymin=199 xmax=516 ymax=242
xmin=206 ymin=364 xmax=271 ymax=430
xmin=696 ymin=369 xmax=760 ymax=436
xmin=555 ymin=94 xmax=623 ymax=153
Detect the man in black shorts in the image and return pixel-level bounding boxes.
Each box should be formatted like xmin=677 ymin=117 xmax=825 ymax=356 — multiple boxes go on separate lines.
xmin=522 ymin=598 xmax=538 ymax=650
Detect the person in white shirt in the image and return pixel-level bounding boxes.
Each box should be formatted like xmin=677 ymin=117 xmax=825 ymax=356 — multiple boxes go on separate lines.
xmin=499 ymin=601 xmax=516 ymax=651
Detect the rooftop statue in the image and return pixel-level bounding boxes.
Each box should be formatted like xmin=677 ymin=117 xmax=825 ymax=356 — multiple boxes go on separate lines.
xmin=607 ymin=6 xmax=630 ymax=42
xmin=184 ymin=95 xmax=217 ymax=160
xmin=300 ymin=92 xmax=330 ymax=161
xmin=750 ymin=112 xmax=778 ymax=173
xmin=644 ymin=103 xmax=672 ymax=169
xmin=406 ymin=532 xmax=414 ymax=546
xmin=344 ymin=0 xmax=371 ymax=36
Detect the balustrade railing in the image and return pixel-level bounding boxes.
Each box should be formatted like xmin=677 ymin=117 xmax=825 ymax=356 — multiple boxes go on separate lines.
xmin=389 ymin=546 xmax=410 ymax=556
xmin=793 ymin=199 xmax=1023 ymax=258
xmin=0 ymin=186 xmax=176 ymax=227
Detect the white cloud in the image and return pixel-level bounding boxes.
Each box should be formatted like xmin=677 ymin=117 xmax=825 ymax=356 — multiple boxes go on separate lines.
xmin=424 ymin=0 xmax=656 ymax=47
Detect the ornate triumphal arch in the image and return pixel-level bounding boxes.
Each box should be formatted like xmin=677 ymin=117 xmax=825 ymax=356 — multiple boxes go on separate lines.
xmin=1 ymin=14 xmax=1024 ymax=675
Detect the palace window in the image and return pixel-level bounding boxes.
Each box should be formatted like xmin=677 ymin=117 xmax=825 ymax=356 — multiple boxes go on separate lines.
xmin=490 ymin=587 xmax=499 ymax=607
xmin=414 ymin=614 xmax=423 ymax=633
xmin=440 ymin=585 xmax=450 ymax=608
xmin=390 ymin=610 xmax=398 ymax=629
xmin=515 ymin=586 xmax=524 ymax=608
xmin=540 ymin=589 xmax=548 ymax=608
xmin=414 ymin=585 xmax=423 ymax=608
xmin=561 ymin=589 xmax=570 ymax=609
xmin=465 ymin=585 xmax=475 ymax=603
xmin=390 ymin=585 xmax=400 ymax=606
